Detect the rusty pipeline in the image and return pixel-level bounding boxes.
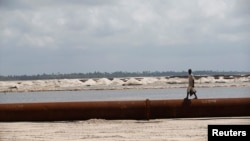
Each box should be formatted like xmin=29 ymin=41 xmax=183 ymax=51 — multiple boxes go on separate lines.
xmin=0 ymin=98 xmax=250 ymax=121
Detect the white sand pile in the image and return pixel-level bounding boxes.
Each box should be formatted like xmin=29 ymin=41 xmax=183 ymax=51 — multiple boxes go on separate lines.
xmin=140 ymin=77 xmax=159 ymax=84
xmin=0 ymin=75 xmax=249 ymax=92
xmin=110 ymin=78 xmax=125 ymax=86
xmin=83 ymin=79 xmax=97 ymax=86
xmin=96 ymin=78 xmax=112 ymax=85
xmin=0 ymin=117 xmax=249 ymax=141
xmin=124 ymin=78 xmax=143 ymax=85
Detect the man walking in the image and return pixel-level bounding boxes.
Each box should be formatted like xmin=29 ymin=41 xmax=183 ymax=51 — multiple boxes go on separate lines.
xmin=185 ymin=69 xmax=198 ymax=99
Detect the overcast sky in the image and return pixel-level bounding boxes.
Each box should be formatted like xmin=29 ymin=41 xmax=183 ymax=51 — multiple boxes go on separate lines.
xmin=0 ymin=0 xmax=249 ymax=75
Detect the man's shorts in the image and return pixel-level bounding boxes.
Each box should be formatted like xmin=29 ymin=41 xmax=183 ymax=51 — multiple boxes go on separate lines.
xmin=187 ymin=86 xmax=196 ymax=96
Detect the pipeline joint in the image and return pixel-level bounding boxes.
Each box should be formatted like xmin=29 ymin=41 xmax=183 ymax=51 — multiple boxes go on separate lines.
xmin=145 ymin=99 xmax=150 ymax=120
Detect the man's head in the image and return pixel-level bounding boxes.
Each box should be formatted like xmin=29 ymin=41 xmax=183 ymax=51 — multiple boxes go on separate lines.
xmin=188 ymin=69 xmax=192 ymax=74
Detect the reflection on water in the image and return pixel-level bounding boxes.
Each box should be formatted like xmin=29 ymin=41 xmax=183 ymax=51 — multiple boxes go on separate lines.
xmin=0 ymin=87 xmax=249 ymax=103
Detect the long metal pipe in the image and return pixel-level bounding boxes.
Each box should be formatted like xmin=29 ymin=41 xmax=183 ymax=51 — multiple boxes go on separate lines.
xmin=0 ymin=98 xmax=249 ymax=121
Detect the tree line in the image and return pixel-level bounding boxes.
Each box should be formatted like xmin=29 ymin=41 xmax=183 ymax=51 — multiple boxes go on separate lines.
xmin=0 ymin=71 xmax=249 ymax=81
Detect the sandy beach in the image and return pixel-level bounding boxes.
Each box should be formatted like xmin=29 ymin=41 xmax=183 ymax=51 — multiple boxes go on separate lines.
xmin=0 ymin=117 xmax=249 ymax=141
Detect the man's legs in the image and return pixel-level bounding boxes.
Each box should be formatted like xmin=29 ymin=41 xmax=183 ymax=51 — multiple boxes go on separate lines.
xmin=188 ymin=87 xmax=198 ymax=99
xmin=185 ymin=92 xmax=189 ymax=99
xmin=193 ymin=92 xmax=198 ymax=99
xmin=185 ymin=87 xmax=190 ymax=99
xmin=193 ymin=89 xmax=198 ymax=99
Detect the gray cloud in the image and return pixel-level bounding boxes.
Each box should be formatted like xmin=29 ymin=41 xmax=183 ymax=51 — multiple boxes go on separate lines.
xmin=0 ymin=0 xmax=249 ymax=75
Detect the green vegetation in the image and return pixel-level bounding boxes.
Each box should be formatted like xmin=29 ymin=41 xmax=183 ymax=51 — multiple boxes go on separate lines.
xmin=0 ymin=71 xmax=249 ymax=81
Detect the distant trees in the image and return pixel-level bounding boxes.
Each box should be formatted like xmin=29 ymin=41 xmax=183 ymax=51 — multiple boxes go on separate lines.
xmin=0 ymin=71 xmax=249 ymax=81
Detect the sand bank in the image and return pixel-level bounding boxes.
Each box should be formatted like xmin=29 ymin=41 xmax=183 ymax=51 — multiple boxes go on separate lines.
xmin=0 ymin=75 xmax=250 ymax=93
xmin=0 ymin=117 xmax=249 ymax=141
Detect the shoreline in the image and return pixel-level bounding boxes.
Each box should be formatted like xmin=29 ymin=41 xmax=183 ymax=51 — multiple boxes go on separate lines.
xmin=1 ymin=75 xmax=250 ymax=93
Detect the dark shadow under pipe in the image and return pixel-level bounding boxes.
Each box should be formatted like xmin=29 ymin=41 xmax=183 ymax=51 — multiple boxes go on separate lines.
xmin=0 ymin=98 xmax=249 ymax=121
